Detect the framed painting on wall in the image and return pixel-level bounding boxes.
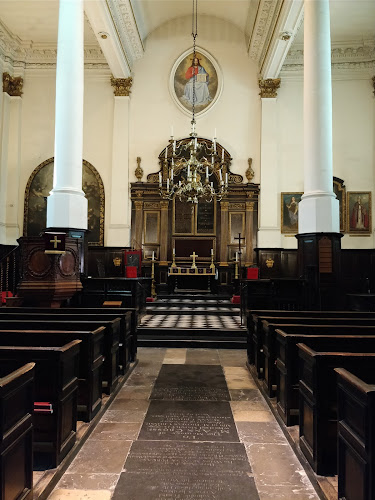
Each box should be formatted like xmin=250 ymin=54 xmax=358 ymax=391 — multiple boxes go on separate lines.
xmin=170 ymin=47 xmax=222 ymax=117
xmin=347 ymin=191 xmax=372 ymax=235
xmin=281 ymin=192 xmax=303 ymax=234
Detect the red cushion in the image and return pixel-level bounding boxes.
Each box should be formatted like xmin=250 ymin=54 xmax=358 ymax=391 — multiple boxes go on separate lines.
xmin=1 ymin=291 xmax=13 ymax=304
xmin=247 ymin=267 xmax=259 ymax=280
xmin=126 ymin=266 xmax=137 ymax=278
xmin=231 ymin=295 xmax=240 ymax=304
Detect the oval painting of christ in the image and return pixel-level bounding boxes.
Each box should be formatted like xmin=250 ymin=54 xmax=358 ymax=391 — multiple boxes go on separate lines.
xmin=170 ymin=47 xmax=222 ymax=117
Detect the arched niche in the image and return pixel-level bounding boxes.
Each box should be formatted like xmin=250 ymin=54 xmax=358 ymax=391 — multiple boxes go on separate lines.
xmin=23 ymin=158 xmax=105 ymax=246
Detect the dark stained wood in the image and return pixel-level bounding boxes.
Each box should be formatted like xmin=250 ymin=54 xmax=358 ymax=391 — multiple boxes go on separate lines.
xmin=298 ymin=344 xmax=375 ymax=475
xmin=0 ymin=319 xmax=120 ymax=394
xmin=275 ymin=330 xmax=375 ymax=426
xmin=0 ymin=329 xmax=104 ymax=422
xmin=0 ymin=363 xmax=34 ymax=500
xmin=262 ymin=318 xmax=375 ymax=397
xmin=335 ymin=368 xmax=375 ymax=500
xmin=0 ymin=342 xmax=81 ymax=467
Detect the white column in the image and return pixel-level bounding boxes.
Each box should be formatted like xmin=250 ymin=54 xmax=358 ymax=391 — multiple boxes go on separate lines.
xmin=47 ymin=0 xmax=87 ymax=229
xmin=107 ymin=78 xmax=132 ymax=246
xmin=298 ymin=0 xmax=339 ymax=234
xmin=258 ymin=80 xmax=282 ymax=247
xmin=0 ymin=77 xmax=23 ymax=245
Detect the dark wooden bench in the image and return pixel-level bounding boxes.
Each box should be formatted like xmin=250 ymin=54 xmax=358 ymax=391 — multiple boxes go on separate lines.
xmin=335 ymin=368 xmax=375 ymax=500
xmin=247 ymin=309 xmax=375 ymax=366
xmin=0 ymin=307 xmax=137 ymax=365
xmin=0 ymin=341 xmax=81 ymax=467
xmin=298 ymin=344 xmax=375 ymax=475
xmin=275 ymin=330 xmax=375 ymax=425
xmin=0 ymin=328 xmax=104 ymax=422
xmin=0 ymin=363 xmax=34 ymax=500
xmin=262 ymin=318 xmax=375 ymax=397
xmin=0 ymin=319 xmax=120 ymax=394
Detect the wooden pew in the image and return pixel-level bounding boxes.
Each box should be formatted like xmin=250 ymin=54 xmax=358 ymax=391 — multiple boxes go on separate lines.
xmin=335 ymin=368 xmax=375 ymax=500
xmin=275 ymin=330 xmax=375 ymax=425
xmin=298 ymin=344 xmax=375 ymax=475
xmin=0 ymin=329 xmax=104 ymax=422
xmin=246 ymin=309 xmax=375 ymax=366
xmin=262 ymin=318 xmax=375 ymax=397
xmin=0 ymin=363 xmax=34 ymax=500
xmin=0 ymin=341 xmax=81 ymax=467
xmin=0 ymin=307 xmax=137 ymax=365
xmin=0 ymin=319 xmax=120 ymax=394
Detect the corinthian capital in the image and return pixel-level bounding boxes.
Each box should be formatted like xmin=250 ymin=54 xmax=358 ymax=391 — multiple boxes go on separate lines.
xmin=110 ymin=76 xmax=133 ymax=96
xmin=3 ymin=73 xmax=23 ymax=96
xmin=259 ymin=78 xmax=281 ymax=98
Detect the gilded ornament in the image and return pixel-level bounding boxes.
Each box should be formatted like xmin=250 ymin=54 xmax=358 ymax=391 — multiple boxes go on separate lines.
xmin=259 ymin=78 xmax=281 ymax=98
xmin=3 ymin=72 xmax=23 ymax=96
xmin=246 ymin=158 xmax=255 ymax=183
xmin=266 ymin=258 xmax=274 ymax=268
xmin=134 ymin=200 xmax=143 ymax=210
xmin=113 ymin=257 xmax=121 ymax=267
xmin=221 ymin=201 xmax=229 ymax=211
xmin=110 ymin=76 xmax=133 ymax=96
xmin=135 ymin=157 xmax=143 ymax=182
xmin=246 ymin=201 xmax=255 ymax=211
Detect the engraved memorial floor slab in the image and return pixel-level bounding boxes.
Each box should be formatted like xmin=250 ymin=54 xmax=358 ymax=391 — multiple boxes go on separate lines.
xmin=112 ymin=472 xmax=260 ymax=500
xmin=124 ymin=441 xmax=251 ymax=474
xmin=150 ymin=364 xmax=230 ymax=401
xmin=138 ymin=400 xmax=239 ymax=442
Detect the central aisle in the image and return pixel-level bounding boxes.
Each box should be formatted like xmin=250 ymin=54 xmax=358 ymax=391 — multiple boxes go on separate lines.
xmin=50 ymin=348 xmax=319 ymax=500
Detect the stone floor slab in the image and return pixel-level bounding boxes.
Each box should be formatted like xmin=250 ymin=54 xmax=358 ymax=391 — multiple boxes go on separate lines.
xmin=67 ymin=440 xmax=131 ymax=474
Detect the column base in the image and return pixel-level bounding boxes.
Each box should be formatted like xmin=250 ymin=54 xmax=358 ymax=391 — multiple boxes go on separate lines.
xmin=47 ymin=191 xmax=88 ymax=229
xmin=299 ymin=194 xmax=340 ymax=234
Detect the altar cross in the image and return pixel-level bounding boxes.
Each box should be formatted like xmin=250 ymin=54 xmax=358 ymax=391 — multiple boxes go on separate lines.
xmin=50 ymin=235 xmax=62 ymax=249
xmin=190 ymin=251 xmax=198 ymax=270
xmin=234 ymin=233 xmax=245 ymax=255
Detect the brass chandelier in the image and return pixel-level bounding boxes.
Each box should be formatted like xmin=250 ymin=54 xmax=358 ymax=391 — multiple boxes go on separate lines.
xmin=158 ymin=0 xmax=228 ymax=204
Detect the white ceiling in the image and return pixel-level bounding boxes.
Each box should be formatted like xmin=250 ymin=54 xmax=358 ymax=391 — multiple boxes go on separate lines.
xmin=0 ymin=0 xmax=373 ymax=50
xmin=293 ymin=0 xmax=375 ymax=45
xmin=0 ymin=0 xmax=97 ymax=44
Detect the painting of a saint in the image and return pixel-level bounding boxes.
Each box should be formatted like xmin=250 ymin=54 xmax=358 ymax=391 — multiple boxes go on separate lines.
xmin=281 ymin=193 xmax=303 ymax=234
xmin=347 ymin=192 xmax=371 ymax=234
xmin=171 ymin=49 xmax=220 ymax=115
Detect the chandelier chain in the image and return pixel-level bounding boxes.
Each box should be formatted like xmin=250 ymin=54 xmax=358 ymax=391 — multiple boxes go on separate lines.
xmin=191 ymin=0 xmax=198 ymax=126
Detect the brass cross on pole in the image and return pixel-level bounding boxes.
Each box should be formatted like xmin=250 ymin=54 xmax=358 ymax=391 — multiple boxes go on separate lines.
xmin=234 ymin=232 xmax=245 ymax=277
xmin=50 ymin=235 xmax=62 ymax=249
xmin=190 ymin=251 xmax=198 ymax=270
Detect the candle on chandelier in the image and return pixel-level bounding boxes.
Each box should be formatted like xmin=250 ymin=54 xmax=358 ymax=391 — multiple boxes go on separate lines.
xmin=187 ymin=165 xmax=191 ymax=178
xmin=195 ymin=138 xmax=198 ymax=149
xmin=219 ymin=169 xmax=222 ymax=181
xmin=159 ymin=172 xmax=162 ymax=186
xmin=206 ymin=166 xmax=209 ymax=179
xmin=171 ymin=168 xmax=174 ymax=182
xmin=225 ymin=172 xmax=228 ymax=185
xmin=173 ymin=140 xmax=176 ymax=153
xmin=221 ymin=148 xmax=225 ymax=161
xmin=165 ymin=147 xmax=168 ymax=159
xmin=211 ymin=155 xmax=214 ymax=165
xmin=166 ymin=178 xmax=169 ymax=191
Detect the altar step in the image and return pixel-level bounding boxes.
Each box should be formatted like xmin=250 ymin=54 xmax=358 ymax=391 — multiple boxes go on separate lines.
xmin=137 ymin=313 xmax=246 ymax=349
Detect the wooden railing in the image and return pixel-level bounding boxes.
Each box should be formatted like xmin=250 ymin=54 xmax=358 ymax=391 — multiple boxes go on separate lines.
xmin=0 ymin=246 xmax=20 ymax=303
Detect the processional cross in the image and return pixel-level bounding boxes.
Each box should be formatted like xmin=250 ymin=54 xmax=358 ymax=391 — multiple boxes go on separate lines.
xmin=190 ymin=251 xmax=198 ymax=270
xmin=234 ymin=233 xmax=245 ymax=271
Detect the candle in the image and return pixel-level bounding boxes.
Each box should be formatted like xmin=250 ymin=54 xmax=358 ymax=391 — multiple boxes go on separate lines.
xmin=152 ymin=251 xmax=155 ymax=260
xmin=165 ymin=147 xmax=168 ymax=159
xmin=173 ymin=140 xmax=176 ymax=153
xmin=211 ymin=181 xmax=213 ymax=188
xmin=173 ymin=248 xmax=175 ymax=255
xmin=211 ymin=155 xmax=214 ymax=165
xmin=187 ymin=165 xmax=191 ymax=178
xmin=221 ymin=148 xmax=225 ymax=161
xmin=195 ymin=138 xmax=197 ymax=149
xmin=171 ymin=168 xmax=174 ymax=181
xmin=235 ymin=251 xmax=238 ymax=261
xmin=159 ymin=172 xmax=162 ymax=186
xmin=206 ymin=166 xmax=209 ymax=179
xmin=211 ymin=248 xmax=213 ymax=256
xmin=219 ymin=169 xmax=222 ymax=181
xmin=225 ymin=172 xmax=228 ymax=185
xmin=166 ymin=178 xmax=169 ymax=191
xmin=213 ymin=138 xmax=216 ymax=154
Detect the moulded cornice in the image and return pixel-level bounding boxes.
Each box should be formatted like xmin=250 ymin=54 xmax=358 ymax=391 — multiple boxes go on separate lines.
xmin=248 ymin=0 xmax=283 ymax=65
xmin=107 ymin=0 xmax=144 ymax=68
xmin=0 ymin=19 xmax=108 ymax=70
xmin=282 ymin=40 xmax=375 ymax=73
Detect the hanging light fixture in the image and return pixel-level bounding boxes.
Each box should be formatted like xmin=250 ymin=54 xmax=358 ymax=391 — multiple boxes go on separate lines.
xmin=159 ymin=0 xmax=228 ymax=204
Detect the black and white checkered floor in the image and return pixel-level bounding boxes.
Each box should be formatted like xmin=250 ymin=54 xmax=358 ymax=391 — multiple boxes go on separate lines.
xmin=148 ymin=305 xmax=238 ymax=312
xmin=141 ymin=314 xmax=245 ymax=330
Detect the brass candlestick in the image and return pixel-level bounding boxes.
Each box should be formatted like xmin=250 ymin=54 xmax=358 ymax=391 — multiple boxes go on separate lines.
xmin=234 ymin=256 xmax=239 ymax=280
xmin=151 ymin=252 xmax=157 ymax=299
xmin=210 ymin=251 xmax=215 ymax=270
xmin=171 ymin=249 xmax=177 ymax=269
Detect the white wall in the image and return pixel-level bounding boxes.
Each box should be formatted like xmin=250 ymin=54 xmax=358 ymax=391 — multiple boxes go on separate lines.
xmin=262 ymin=74 xmax=375 ymax=249
xmin=129 ymin=15 xmax=261 ymax=182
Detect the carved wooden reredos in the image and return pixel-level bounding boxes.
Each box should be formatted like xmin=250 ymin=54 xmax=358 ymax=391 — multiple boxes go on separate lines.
xmin=131 ymin=139 xmax=259 ymax=272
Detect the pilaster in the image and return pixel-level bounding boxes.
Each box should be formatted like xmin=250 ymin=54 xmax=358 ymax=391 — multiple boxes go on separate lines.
xmin=257 ymin=78 xmax=282 ymax=248
xmin=219 ymin=201 xmax=229 ymax=265
xmin=159 ymin=200 xmax=169 ymax=266
xmin=0 ymin=73 xmax=23 ymax=244
xmin=106 ymin=76 xmax=133 ymax=246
